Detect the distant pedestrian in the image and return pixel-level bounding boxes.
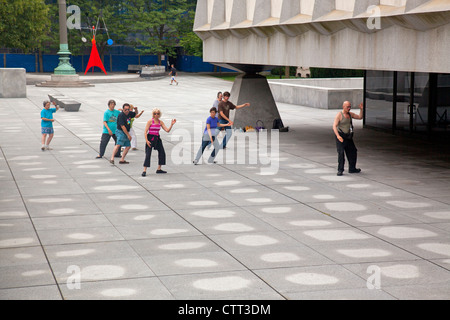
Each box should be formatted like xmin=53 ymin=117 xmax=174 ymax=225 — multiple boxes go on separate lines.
xmin=193 ymin=108 xmax=230 ymax=165
xmin=142 ymin=108 xmax=176 ymax=176
xmin=218 ymin=91 xmax=250 ymax=149
xmin=212 ymin=91 xmax=223 ymax=112
xmin=97 ymin=99 xmax=121 ymax=159
xmin=332 ymin=101 xmax=364 ymax=176
xmin=40 ymin=100 xmax=59 ymax=151
xmin=169 ymin=64 xmax=178 ymax=85
xmin=110 ymin=103 xmax=137 ymax=165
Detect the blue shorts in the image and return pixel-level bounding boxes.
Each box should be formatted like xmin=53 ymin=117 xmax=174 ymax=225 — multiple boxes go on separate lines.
xmin=41 ymin=127 xmax=54 ymax=134
xmin=115 ymin=129 xmax=131 ymax=147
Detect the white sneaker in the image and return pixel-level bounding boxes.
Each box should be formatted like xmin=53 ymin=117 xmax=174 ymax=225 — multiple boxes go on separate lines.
xmin=45 ymin=146 xmax=53 ymax=150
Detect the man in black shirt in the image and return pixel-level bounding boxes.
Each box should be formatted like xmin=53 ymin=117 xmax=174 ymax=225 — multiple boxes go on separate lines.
xmin=169 ymin=64 xmax=178 ymax=85
xmin=110 ymin=103 xmax=137 ymax=165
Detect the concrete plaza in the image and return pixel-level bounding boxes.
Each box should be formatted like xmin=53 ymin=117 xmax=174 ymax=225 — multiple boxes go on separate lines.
xmin=0 ymin=74 xmax=449 ymax=300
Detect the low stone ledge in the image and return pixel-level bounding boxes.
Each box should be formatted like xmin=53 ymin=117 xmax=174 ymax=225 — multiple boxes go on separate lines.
xmin=140 ymin=66 xmax=166 ymax=79
xmin=36 ymin=74 xmax=93 ymax=88
xmin=0 ymin=68 xmax=26 ymax=98
xmin=268 ymin=78 xmax=363 ymax=109
xmin=57 ymin=98 xmax=81 ymax=112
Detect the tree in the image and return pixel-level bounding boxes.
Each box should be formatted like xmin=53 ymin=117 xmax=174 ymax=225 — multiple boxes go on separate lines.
xmin=179 ymin=32 xmax=202 ymax=57
xmin=177 ymin=4 xmax=202 ymax=57
xmin=124 ymin=0 xmax=196 ymax=65
xmin=0 ymin=0 xmax=50 ymax=52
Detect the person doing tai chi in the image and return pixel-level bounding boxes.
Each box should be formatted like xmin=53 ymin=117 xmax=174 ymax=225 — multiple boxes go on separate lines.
xmin=217 ymin=91 xmax=250 ymax=149
xmin=142 ymin=108 xmax=176 ymax=176
xmin=332 ymin=101 xmax=364 ymax=176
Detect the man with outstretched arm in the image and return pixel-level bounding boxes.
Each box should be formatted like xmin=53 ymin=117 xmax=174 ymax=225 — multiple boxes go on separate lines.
xmin=218 ymin=91 xmax=250 ymax=149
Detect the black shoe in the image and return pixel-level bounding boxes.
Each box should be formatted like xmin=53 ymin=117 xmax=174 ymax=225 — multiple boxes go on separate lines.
xmin=141 ymin=171 xmax=146 ymax=177
xmin=156 ymin=169 xmax=167 ymax=174
xmin=349 ymin=168 xmax=361 ymax=174
xmin=337 ymin=171 xmax=343 ymax=176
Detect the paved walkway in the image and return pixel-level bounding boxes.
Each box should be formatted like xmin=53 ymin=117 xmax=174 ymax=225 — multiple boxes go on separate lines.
xmin=0 ymin=74 xmax=449 ymax=300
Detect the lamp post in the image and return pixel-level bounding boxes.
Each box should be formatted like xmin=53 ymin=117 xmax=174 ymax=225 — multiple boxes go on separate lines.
xmin=37 ymin=0 xmax=92 ymax=87
xmin=54 ymin=0 xmax=76 ymax=75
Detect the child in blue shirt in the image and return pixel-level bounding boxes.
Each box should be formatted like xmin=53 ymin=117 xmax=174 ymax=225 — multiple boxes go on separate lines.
xmin=41 ymin=100 xmax=59 ymax=151
xmin=193 ymin=108 xmax=230 ymax=164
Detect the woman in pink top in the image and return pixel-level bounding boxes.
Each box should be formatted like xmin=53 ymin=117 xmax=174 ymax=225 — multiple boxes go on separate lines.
xmin=142 ymin=108 xmax=176 ymax=176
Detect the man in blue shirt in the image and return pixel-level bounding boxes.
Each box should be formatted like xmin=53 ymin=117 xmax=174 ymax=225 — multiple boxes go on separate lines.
xmin=97 ymin=100 xmax=121 ymax=159
xmin=41 ymin=100 xmax=59 ymax=151
xmin=193 ymin=108 xmax=230 ymax=164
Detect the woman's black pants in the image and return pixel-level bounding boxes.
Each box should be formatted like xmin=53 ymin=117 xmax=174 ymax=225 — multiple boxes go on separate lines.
xmin=144 ymin=134 xmax=166 ymax=167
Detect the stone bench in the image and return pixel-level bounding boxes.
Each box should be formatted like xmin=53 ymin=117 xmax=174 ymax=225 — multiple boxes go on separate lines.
xmin=0 ymin=68 xmax=26 ymax=98
xmin=140 ymin=66 xmax=166 ymax=79
xmin=57 ymin=99 xmax=81 ymax=112
xmin=48 ymin=94 xmax=81 ymax=112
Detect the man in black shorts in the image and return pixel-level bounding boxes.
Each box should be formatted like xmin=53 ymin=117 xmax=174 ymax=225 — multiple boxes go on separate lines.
xmin=169 ymin=64 xmax=178 ymax=85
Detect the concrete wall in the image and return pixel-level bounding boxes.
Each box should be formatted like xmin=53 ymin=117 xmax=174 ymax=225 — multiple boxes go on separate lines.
xmin=0 ymin=68 xmax=26 ymax=98
xmin=195 ymin=0 xmax=450 ymax=74
xmin=268 ymin=78 xmax=363 ymax=109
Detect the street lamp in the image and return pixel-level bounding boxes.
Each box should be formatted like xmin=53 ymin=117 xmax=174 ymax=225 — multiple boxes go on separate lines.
xmin=54 ymin=0 xmax=76 ymax=75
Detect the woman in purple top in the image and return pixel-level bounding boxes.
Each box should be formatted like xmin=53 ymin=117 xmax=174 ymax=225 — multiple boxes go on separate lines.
xmin=142 ymin=108 xmax=176 ymax=176
xmin=193 ymin=108 xmax=230 ymax=165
